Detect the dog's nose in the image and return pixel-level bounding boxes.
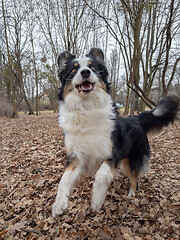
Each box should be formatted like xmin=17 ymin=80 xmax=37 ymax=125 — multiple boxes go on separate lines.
xmin=81 ymin=69 xmax=91 ymax=78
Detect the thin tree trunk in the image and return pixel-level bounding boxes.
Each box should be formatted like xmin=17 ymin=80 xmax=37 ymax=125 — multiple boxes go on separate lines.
xmin=124 ymin=83 xmax=130 ymax=115
xmin=21 ymin=86 xmax=34 ymax=115
xmin=2 ymin=0 xmax=17 ymax=117
xmin=16 ymin=49 xmax=34 ymax=115
xmin=161 ymin=0 xmax=174 ymax=96
xmin=31 ymin=34 xmax=39 ymax=115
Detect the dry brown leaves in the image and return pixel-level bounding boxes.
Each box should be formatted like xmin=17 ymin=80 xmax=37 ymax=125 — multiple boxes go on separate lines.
xmin=0 ymin=113 xmax=179 ymax=240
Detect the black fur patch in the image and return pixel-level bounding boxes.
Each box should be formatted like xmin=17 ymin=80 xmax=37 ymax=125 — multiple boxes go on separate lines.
xmin=109 ymin=95 xmax=179 ymax=172
xmin=110 ymin=116 xmax=150 ymax=172
xmin=138 ymin=95 xmax=179 ymax=133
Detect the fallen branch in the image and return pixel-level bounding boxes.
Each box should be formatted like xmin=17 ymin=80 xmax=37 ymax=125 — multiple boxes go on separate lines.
xmin=21 ymin=228 xmax=43 ymax=236
xmin=8 ymin=188 xmax=18 ymax=198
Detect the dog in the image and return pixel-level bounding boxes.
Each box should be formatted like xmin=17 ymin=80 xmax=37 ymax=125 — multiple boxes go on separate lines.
xmin=52 ymin=48 xmax=179 ymax=217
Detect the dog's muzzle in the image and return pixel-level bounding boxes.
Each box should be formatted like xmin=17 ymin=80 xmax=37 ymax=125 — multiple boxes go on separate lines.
xmin=75 ymin=69 xmax=95 ymax=93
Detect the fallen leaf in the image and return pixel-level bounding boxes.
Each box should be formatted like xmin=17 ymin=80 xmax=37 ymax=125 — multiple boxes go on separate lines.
xmin=122 ymin=233 xmax=134 ymax=240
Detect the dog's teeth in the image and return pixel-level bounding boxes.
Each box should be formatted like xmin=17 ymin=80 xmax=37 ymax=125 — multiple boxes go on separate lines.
xmin=82 ymin=86 xmax=92 ymax=90
xmin=76 ymin=82 xmax=95 ymax=93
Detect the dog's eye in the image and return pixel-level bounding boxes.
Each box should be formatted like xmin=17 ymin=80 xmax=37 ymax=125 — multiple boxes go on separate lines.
xmin=91 ymin=66 xmax=95 ymax=71
xmin=72 ymin=69 xmax=77 ymax=73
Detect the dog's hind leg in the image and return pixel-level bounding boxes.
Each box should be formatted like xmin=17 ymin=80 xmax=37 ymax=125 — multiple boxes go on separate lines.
xmin=92 ymin=160 xmax=115 ymax=212
xmin=52 ymin=160 xmax=81 ymax=217
xmin=128 ymin=174 xmax=138 ymax=198
xmin=121 ymin=158 xmax=138 ymax=198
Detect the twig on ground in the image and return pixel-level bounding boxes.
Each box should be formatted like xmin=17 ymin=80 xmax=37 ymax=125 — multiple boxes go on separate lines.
xmin=21 ymin=228 xmax=43 ymax=236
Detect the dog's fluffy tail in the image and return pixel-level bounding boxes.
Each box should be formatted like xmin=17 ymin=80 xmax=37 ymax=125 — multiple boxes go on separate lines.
xmin=138 ymin=95 xmax=179 ymax=133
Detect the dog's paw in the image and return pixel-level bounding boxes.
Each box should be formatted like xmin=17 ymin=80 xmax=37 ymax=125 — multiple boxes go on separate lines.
xmin=128 ymin=187 xmax=136 ymax=198
xmin=91 ymin=197 xmax=103 ymax=212
xmin=52 ymin=198 xmax=68 ymax=217
xmin=91 ymin=202 xmax=102 ymax=212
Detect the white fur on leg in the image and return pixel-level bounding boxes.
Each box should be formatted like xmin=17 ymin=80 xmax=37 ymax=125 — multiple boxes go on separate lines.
xmin=92 ymin=163 xmax=114 ymax=212
xmin=128 ymin=187 xmax=136 ymax=198
xmin=52 ymin=166 xmax=81 ymax=217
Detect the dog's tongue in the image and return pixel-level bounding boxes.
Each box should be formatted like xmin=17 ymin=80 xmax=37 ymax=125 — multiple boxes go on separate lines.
xmin=82 ymin=81 xmax=91 ymax=90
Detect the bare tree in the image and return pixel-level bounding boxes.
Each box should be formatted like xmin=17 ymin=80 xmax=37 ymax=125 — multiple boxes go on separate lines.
xmin=30 ymin=32 xmax=38 ymax=115
xmin=161 ymin=0 xmax=180 ymax=96
xmin=2 ymin=0 xmax=17 ymax=117
xmin=83 ymin=0 xmax=180 ymax=114
xmin=1 ymin=0 xmax=179 ymax=115
xmin=108 ymin=47 xmax=121 ymax=102
xmin=1 ymin=0 xmax=34 ymax=116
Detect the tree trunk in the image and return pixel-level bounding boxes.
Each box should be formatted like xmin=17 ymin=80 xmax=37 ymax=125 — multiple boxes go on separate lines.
xmin=161 ymin=0 xmax=174 ymax=96
xmin=31 ymin=33 xmax=39 ymax=115
xmin=12 ymin=81 xmax=17 ymax=117
xmin=16 ymin=50 xmax=34 ymax=115
xmin=124 ymin=85 xmax=130 ymax=115
xmin=2 ymin=0 xmax=17 ymax=117
xmin=21 ymin=86 xmax=34 ymax=115
xmin=130 ymin=90 xmax=137 ymax=116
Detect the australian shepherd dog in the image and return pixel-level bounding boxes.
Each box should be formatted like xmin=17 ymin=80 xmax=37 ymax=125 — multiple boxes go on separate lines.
xmin=52 ymin=48 xmax=179 ymax=217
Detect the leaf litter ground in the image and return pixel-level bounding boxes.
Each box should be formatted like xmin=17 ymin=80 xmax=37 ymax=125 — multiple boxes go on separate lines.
xmin=0 ymin=113 xmax=179 ymax=240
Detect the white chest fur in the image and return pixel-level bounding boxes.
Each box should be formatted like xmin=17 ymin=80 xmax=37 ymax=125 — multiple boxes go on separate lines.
xmin=59 ymin=93 xmax=115 ymax=176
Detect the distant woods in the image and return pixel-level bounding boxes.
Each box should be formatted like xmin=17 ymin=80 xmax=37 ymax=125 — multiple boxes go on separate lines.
xmin=0 ymin=0 xmax=180 ymax=116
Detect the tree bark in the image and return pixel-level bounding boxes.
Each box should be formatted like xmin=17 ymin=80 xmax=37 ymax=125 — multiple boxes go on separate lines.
xmin=31 ymin=34 xmax=39 ymax=115
xmin=161 ymin=0 xmax=174 ymax=96
xmin=2 ymin=0 xmax=17 ymax=117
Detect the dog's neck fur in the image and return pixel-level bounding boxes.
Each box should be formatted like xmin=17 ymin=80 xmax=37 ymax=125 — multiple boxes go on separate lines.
xmin=59 ymin=87 xmax=114 ymax=130
xmin=59 ymin=90 xmax=115 ymax=176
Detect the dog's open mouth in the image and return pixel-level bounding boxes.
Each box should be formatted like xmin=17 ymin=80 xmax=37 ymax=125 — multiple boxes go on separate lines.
xmin=76 ymin=81 xmax=95 ymax=93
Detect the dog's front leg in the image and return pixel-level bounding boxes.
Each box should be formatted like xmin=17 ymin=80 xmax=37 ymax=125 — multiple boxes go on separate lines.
xmin=92 ymin=161 xmax=115 ymax=212
xmin=52 ymin=160 xmax=81 ymax=217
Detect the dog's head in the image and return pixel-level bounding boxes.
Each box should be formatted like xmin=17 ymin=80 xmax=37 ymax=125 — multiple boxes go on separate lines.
xmin=58 ymin=48 xmax=110 ymax=104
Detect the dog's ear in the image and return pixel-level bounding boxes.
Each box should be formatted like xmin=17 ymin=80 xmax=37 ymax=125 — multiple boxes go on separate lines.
xmin=58 ymin=51 xmax=75 ymax=73
xmin=87 ymin=48 xmax=104 ymax=63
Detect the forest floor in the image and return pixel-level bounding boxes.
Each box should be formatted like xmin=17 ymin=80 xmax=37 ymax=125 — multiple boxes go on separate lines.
xmin=0 ymin=113 xmax=179 ymax=240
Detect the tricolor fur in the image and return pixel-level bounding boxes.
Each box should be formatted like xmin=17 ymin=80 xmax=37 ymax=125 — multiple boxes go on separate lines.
xmin=52 ymin=48 xmax=179 ymax=217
